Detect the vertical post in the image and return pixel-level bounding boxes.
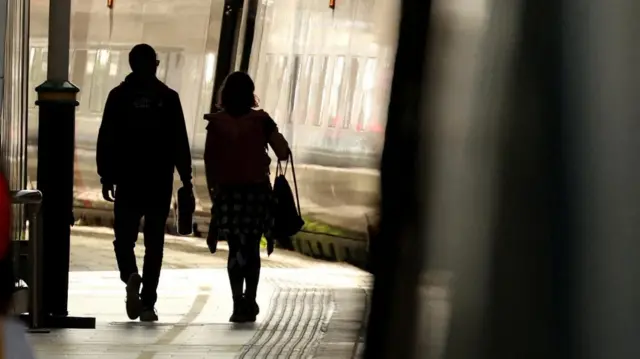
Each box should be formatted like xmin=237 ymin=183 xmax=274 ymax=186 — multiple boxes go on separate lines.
xmin=28 ymin=203 xmax=40 ymax=328
xmin=26 ymin=194 xmax=44 ymax=332
xmin=238 ymin=0 xmax=258 ymax=73
xmin=210 ymin=0 xmax=244 ymax=112
xmin=35 ymin=0 xmax=78 ymax=317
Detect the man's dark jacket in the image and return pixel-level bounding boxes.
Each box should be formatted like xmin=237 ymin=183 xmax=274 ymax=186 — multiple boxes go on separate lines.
xmin=96 ymin=73 xmax=192 ymax=188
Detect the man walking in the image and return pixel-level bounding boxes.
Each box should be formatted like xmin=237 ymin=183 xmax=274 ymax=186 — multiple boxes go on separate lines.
xmin=96 ymin=44 xmax=193 ymax=322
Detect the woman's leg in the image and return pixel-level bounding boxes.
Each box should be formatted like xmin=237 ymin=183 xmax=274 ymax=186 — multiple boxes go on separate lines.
xmin=242 ymin=234 xmax=262 ymax=321
xmin=226 ymin=234 xmax=246 ymax=322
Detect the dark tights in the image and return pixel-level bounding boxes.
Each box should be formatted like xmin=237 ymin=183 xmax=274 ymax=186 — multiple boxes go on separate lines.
xmin=226 ymin=234 xmax=261 ymax=302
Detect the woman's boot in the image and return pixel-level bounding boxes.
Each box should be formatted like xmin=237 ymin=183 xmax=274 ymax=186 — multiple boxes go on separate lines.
xmin=228 ymin=259 xmax=247 ymax=322
xmin=244 ymin=260 xmax=261 ymax=322
xmin=229 ymin=296 xmax=247 ymax=323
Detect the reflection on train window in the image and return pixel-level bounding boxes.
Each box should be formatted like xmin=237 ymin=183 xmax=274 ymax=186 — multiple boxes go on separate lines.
xmin=341 ymin=57 xmax=359 ymax=129
xmin=318 ymin=56 xmax=335 ymax=127
xmin=89 ymin=49 xmax=111 ymax=113
xmin=253 ymin=53 xmax=382 ymax=135
xmin=287 ymin=55 xmax=302 ymax=125
xmin=197 ymin=53 xmax=217 ymax=117
xmin=28 ymin=48 xmax=47 ymax=109
xmin=292 ymin=55 xmax=312 ymax=125
xmin=307 ymin=56 xmax=327 ymax=127
xmin=362 ymin=57 xmax=377 ymax=131
xmin=156 ymin=52 xmax=169 ymax=82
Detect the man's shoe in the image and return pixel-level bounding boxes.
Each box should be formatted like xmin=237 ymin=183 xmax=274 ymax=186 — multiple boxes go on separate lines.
xmin=125 ymin=273 xmax=143 ymax=320
xmin=140 ymin=307 xmax=159 ymax=322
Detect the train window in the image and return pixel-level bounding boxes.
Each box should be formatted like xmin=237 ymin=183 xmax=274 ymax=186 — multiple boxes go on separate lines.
xmin=292 ymin=55 xmax=313 ymax=125
xmin=29 ymin=48 xmax=49 ymax=107
xmin=321 ymin=56 xmax=341 ymax=128
xmin=165 ymin=52 xmax=183 ymax=89
xmin=254 ymin=55 xmax=273 ymax=109
xmin=106 ymin=51 xmax=121 ymax=92
xmin=156 ymin=52 xmax=169 ymax=83
xmin=79 ymin=49 xmax=97 ymax=114
xmin=262 ymin=54 xmax=289 ymax=125
xmin=28 ymin=48 xmax=46 ymax=109
xmin=361 ymin=57 xmax=378 ymax=130
xmin=115 ymin=50 xmax=130 ymax=83
xmin=340 ymin=57 xmax=363 ymax=129
xmin=273 ymin=56 xmax=292 ymax=126
xmin=308 ymin=56 xmax=329 ymax=127
xmin=88 ymin=49 xmax=111 ymax=113
xmin=287 ymin=55 xmax=302 ymax=124
xmin=341 ymin=57 xmax=360 ymax=130
xmin=351 ymin=57 xmax=367 ymax=131
xmin=197 ymin=53 xmax=216 ymax=117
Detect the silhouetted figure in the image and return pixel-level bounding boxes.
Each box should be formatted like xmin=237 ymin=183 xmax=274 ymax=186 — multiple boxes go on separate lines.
xmin=96 ymin=44 xmax=193 ymax=322
xmin=204 ymin=72 xmax=289 ymax=323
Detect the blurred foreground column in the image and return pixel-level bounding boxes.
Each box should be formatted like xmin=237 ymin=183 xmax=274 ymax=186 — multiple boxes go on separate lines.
xmin=565 ymin=1 xmax=640 ymax=358
xmin=363 ymin=0 xmax=433 ymax=358
xmin=369 ymin=0 xmax=640 ymax=358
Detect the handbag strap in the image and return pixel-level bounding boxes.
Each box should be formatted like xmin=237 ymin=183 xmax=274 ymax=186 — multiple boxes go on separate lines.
xmin=274 ymin=150 xmax=301 ymax=217
xmin=288 ymin=150 xmax=302 ymax=217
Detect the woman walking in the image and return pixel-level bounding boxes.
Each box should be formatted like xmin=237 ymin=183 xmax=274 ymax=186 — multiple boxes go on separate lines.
xmin=204 ymin=72 xmax=290 ymax=323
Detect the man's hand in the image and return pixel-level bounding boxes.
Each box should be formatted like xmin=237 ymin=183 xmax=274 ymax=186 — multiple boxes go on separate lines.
xmin=102 ymin=184 xmax=115 ymax=202
xmin=207 ymin=230 xmax=217 ymax=254
xmin=267 ymin=239 xmax=275 ymax=256
xmin=182 ymin=181 xmax=193 ymax=191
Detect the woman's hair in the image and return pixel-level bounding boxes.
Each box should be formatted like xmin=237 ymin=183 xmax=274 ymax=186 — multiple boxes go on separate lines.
xmin=216 ymin=72 xmax=258 ymax=116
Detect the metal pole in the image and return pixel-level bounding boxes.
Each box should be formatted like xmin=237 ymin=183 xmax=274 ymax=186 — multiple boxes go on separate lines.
xmin=28 ymin=201 xmax=42 ymax=329
xmin=20 ymin=0 xmax=31 ymax=190
xmin=11 ymin=190 xmax=45 ymax=331
xmin=47 ymin=0 xmax=71 ymax=83
xmin=210 ymin=0 xmax=244 ymax=112
xmin=36 ymin=0 xmax=77 ymax=318
xmin=34 ymin=0 xmax=95 ymax=329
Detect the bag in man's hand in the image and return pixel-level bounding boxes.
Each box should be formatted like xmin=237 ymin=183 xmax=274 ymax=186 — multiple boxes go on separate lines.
xmin=271 ymin=153 xmax=304 ymax=244
xmin=176 ymin=185 xmax=195 ymax=235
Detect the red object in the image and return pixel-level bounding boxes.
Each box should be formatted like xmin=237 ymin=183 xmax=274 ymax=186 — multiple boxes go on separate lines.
xmin=0 ymin=172 xmax=10 ymax=260
xmin=329 ymin=0 xmax=335 ymax=10
xmin=107 ymin=0 xmax=114 ymax=9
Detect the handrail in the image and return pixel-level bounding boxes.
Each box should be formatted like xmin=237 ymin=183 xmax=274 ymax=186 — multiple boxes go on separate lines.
xmin=11 ymin=190 xmax=43 ymax=330
xmin=11 ymin=190 xmax=42 ymax=205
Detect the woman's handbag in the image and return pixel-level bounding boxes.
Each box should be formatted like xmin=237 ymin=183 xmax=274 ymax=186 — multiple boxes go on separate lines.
xmin=271 ymin=151 xmax=304 ymax=246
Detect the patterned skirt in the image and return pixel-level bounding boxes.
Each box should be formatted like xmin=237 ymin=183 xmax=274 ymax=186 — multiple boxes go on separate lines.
xmin=210 ymin=181 xmax=275 ymax=241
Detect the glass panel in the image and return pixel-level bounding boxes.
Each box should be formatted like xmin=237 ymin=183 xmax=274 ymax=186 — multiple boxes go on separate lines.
xmin=247 ymin=0 xmax=400 ymax=242
xmin=156 ymin=52 xmax=169 ymax=83
xmin=79 ymin=49 xmax=96 ymax=114
xmin=307 ymin=55 xmax=327 ymax=127
xmin=88 ymin=49 xmax=110 ymax=113
xmin=292 ymin=55 xmax=312 ymax=125
xmin=340 ymin=57 xmax=360 ymax=129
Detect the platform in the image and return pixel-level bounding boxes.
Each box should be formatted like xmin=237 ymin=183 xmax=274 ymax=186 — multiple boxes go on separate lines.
xmin=26 ymin=227 xmax=371 ymax=358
